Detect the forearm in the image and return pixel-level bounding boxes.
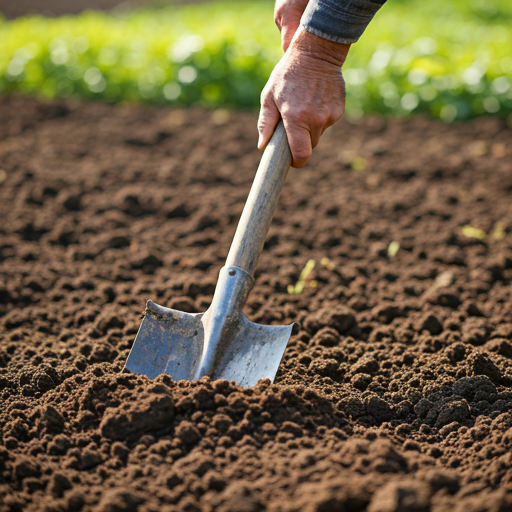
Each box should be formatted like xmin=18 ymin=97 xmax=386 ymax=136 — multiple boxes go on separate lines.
xmin=301 ymin=0 xmax=387 ymax=44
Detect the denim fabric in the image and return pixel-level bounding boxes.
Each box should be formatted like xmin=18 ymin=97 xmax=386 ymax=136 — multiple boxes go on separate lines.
xmin=301 ymin=0 xmax=387 ymax=44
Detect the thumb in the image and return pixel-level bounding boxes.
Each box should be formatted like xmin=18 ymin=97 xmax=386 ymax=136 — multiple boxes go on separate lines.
xmin=257 ymin=95 xmax=280 ymax=150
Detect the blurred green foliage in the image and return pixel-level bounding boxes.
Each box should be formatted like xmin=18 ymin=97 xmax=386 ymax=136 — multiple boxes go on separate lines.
xmin=0 ymin=4 xmax=279 ymax=108
xmin=1 ymin=0 xmax=511 ymax=120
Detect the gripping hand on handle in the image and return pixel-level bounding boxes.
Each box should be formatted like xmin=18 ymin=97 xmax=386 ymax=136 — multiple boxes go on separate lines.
xmin=258 ymin=5 xmax=350 ymax=168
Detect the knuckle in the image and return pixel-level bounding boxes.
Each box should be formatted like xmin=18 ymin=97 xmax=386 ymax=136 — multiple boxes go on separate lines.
xmin=292 ymin=147 xmax=312 ymax=163
xmin=274 ymin=2 xmax=285 ymax=18
xmin=330 ymin=108 xmax=344 ymax=124
xmin=260 ymin=89 xmax=271 ymax=105
xmin=333 ymin=101 xmax=346 ymax=118
xmin=274 ymin=7 xmax=285 ymax=27
xmin=310 ymin=114 xmax=325 ymax=128
xmin=281 ymin=109 xmax=303 ymax=124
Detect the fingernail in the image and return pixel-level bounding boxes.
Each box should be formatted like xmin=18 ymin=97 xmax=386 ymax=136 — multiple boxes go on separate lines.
xmin=257 ymin=134 xmax=263 ymax=148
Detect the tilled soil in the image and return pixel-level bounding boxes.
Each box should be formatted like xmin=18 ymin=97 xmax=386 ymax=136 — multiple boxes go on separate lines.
xmin=1 ymin=95 xmax=512 ymax=512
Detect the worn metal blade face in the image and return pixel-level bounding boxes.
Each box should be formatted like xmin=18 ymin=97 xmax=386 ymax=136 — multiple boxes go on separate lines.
xmin=125 ymin=300 xmax=204 ymax=381
xmin=210 ymin=313 xmax=293 ymax=387
xmin=126 ymin=287 xmax=296 ymax=386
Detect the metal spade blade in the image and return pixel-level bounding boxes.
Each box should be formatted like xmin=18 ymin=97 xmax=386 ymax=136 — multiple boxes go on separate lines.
xmin=125 ymin=267 xmax=297 ymax=387
xmin=125 ymin=121 xmax=298 ymax=386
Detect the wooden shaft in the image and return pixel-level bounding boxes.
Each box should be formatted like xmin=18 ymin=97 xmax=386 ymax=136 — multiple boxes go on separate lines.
xmin=225 ymin=121 xmax=292 ymax=276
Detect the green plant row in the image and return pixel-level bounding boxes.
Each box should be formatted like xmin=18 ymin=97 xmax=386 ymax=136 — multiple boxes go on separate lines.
xmin=1 ymin=0 xmax=512 ymax=120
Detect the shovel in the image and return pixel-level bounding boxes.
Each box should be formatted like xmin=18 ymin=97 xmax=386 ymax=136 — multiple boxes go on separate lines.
xmin=125 ymin=121 xmax=299 ymax=386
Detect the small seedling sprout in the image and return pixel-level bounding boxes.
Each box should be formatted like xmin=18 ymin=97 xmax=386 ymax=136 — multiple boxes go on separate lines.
xmin=387 ymin=241 xmax=400 ymax=258
xmin=492 ymin=223 xmax=505 ymax=240
xmin=351 ymin=156 xmax=367 ymax=172
xmin=462 ymin=225 xmax=486 ymax=240
xmin=432 ymin=270 xmax=454 ymax=290
xmin=287 ymin=259 xmax=315 ymax=295
xmin=320 ymin=257 xmax=335 ymax=270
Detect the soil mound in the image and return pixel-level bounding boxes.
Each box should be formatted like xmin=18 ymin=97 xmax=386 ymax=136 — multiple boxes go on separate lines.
xmin=1 ymin=95 xmax=512 ymax=511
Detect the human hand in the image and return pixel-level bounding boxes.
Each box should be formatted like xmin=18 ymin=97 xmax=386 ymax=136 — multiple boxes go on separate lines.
xmin=274 ymin=0 xmax=309 ymax=52
xmin=258 ymin=27 xmax=350 ymax=168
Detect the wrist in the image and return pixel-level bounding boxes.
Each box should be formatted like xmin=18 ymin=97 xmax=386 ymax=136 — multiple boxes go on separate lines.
xmin=290 ymin=26 xmax=350 ymax=67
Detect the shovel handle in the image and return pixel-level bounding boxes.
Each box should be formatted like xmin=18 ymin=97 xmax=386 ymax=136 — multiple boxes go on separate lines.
xmin=225 ymin=121 xmax=292 ymax=276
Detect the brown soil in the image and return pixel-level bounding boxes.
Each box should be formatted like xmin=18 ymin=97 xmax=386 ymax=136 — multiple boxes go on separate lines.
xmin=1 ymin=94 xmax=512 ymax=512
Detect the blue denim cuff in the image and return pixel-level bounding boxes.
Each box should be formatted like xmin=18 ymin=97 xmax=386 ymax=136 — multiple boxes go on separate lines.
xmin=301 ymin=0 xmax=387 ymax=44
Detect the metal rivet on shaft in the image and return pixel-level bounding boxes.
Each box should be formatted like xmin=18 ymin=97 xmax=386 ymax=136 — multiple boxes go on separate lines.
xmin=228 ymin=270 xmax=236 ymax=276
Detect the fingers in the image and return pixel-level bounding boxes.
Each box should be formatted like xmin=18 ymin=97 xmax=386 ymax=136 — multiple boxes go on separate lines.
xmin=281 ymin=21 xmax=300 ymax=52
xmin=282 ymin=117 xmax=312 ymax=168
xmin=274 ymin=0 xmax=309 ymax=52
xmin=257 ymin=93 xmax=280 ymax=150
xmin=310 ymin=123 xmax=323 ymax=149
xmin=259 ymin=105 xmax=322 ymax=167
